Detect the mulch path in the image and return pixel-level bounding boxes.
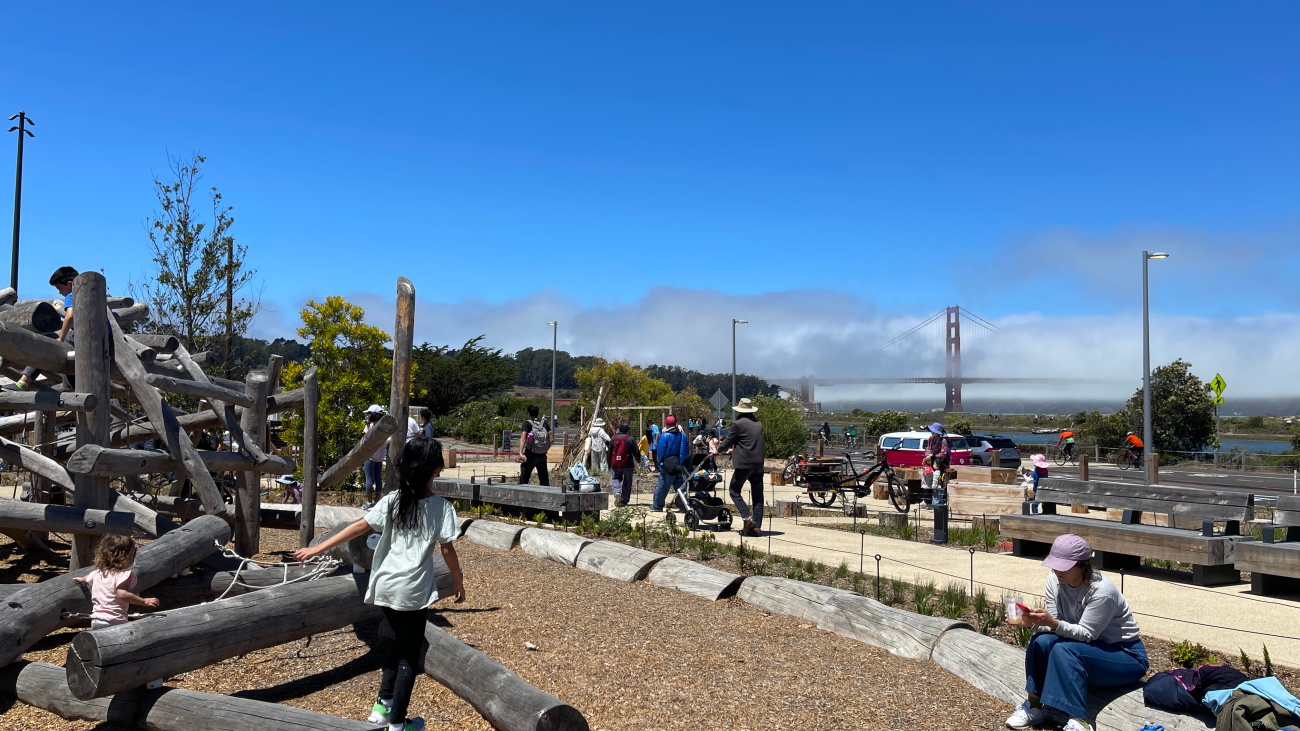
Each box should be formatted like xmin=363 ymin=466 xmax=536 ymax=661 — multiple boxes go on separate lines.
xmin=2 ymin=526 xmax=1014 ymax=730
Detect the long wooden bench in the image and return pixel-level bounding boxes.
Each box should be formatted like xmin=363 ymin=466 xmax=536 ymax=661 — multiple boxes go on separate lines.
xmin=1001 ymin=478 xmax=1255 ymax=586
xmin=427 ymin=476 xmax=609 ymax=521
xmin=1233 ymin=495 xmax=1300 ymax=596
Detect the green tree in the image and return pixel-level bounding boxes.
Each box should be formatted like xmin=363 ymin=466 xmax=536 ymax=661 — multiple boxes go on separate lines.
xmin=280 ymin=296 xmax=392 ymax=479
xmin=864 ymin=410 xmax=909 ymax=437
xmin=576 ymin=359 xmax=675 ymax=407
xmin=948 ymin=417 xmax=974 ymax=436
xmin=412 ymin=336 xmax=518 ymax=417
xmin=1124 ymin=359 xmax=1215 ymax=454
xmin=130 ymin=153 xmax=260 ymax=377
xmin=1079 ymin=410 xmax=1130 ymax=447
xmin=1290 ymin=428 xmax=1300 ymax=452
xmin=512 ymin=348 xmax=600 ymax=389
xmin=754 ymin=394 xmax=806 ymax=460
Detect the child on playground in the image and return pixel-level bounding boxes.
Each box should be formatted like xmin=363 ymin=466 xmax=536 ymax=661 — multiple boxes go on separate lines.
xmin=72 ymin=534 xmax=160 ymax=629
xmin=293 ymin=436 xmax=466 ymax=731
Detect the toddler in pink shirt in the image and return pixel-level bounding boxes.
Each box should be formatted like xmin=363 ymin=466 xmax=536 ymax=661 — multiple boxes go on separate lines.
xmin=73 ymin=534 xmax=159 ymax=629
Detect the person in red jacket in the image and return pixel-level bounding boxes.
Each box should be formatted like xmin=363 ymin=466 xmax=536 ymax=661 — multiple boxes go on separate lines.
xmin=608 ymin=423 xmax=641 ymax=506
xmin=1123 ymin=432 xmax=1144 ymax=463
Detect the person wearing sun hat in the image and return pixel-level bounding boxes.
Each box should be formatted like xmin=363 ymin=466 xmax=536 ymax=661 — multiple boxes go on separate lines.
xmin=1004 ymin=534 xmax=1147 ymax=731
xmin=924 ymin=422 xmax=951 ymax=506
xmin=1030 ymin=453 xmax=1050 ymax=491
xmin=716 ymin=398 xmax=765 ymax=537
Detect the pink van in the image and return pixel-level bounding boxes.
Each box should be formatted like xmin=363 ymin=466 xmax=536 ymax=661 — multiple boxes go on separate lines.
xmin=877 ymin=430 xmax=973 ymax=468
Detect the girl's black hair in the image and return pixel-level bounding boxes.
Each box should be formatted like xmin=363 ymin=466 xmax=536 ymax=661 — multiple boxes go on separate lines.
xmin=389 ymin=435 xmax=444 ymax=530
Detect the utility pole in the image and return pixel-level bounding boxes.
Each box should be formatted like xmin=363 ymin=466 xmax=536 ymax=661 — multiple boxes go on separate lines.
xmin=731 ymin=319 xmax=747 ymax=425
xmin=1141 ymin=251 xmax=1168 ymax=487
xmin=224 ymin=234 xmax=233 ymax=378
xmin=7 ymin=112 xmax=35 ymax=294
xmin=548 ymin=321 xmax=557 ymax=432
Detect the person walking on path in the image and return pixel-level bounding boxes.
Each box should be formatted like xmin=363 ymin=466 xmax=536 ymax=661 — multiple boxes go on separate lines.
xmin=1005 ymin=534 xmax=1147 ymax=731
xmin=648 ymin=422 xmax=660 ymax=472
xmin=295 ymin=437 xmax=466 ymax=731
xmin=518 ymin=404 xmax=552 ymax=486
xmin=717 ymin=398 xmax=765 ymax=537
xmin=651 ymin=416 xmax=690 ymax=512
xmin=609 ymin=423 xmax=641 ymax=506
xmin=925 ymin=422 xmax=951 ymax=506
xmin=587 ymin=417 xmax=611 ymax=474
xmin=638 ymin=431 xmax=653 ymax=475
xmin=362 ymin=405 xmax=387 ymax=509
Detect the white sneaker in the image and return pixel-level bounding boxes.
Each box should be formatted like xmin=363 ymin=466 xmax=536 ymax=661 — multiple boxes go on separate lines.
xmin=1005 ymin=699 xmax=1045 ymax=728
xmin=1062 ymin=720 xmax=1090 ymax=731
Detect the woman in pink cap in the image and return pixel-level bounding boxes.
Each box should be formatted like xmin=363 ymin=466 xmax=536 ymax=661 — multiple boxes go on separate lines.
xmin=1005 ymin=533 xmax=1147 ymax=731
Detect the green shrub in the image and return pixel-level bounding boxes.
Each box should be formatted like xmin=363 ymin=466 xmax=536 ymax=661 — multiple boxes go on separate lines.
xmin=888 ymin=577 xmax=908 ymax=607
xmin=1264 ymin=644 xmax=1274 ymax=676
xmin=972 ymin=587 xmax=990 ymax=617
xmin=696 ymin=533 xmax=718 ymax=561
xmin=1172 ymin=640 xmax=1219 ymax=668
xmin=533 ymin=512 xmax=547 ymax=527
xmin=754 ymin=395 xmax=810 ymax=460
xmin=938 ymin=582 xmax=968 ymax=619
xmin=835 ymin=561 xmax=850 ymax=580
xmin=914 ymin=579 xmax=937 ymax=616
xmin=1240 ymin=648 xmax=1253 ymax=675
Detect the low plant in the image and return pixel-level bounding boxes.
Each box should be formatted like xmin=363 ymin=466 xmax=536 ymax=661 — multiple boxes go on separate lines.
xmin=888 ymin=577 xmax=908 ymax=607
xmin=852 ymin=573 xmax=866 ymax=595
xmin=914 ymin=579 xmax=937 ymax=616
xmin=1240 ymin=648 xmax=1253 ymax=675
xmin=696 ymin=533 xmax=719 ymax=562
xmin=972 ymin=587 xmax=990 ymax=617
xmin=533 ymin=512 xmax=547 ymax=527
xmin=938 ymin=582 xmax=968 ymax=619
xmin=1264 ymin=644 xmax=1275 ymax=676
xmin=977 ymin=603 xmax=1004 ymax=636
xmin=835 ymin=561 xmax=850 ymax=580
xmin=1172 ymin=640 xmax=1219 ymax=668
xmin=898 ymin=521 xmax=916 ymax=541
xmin=1012 ymin=623 xmax=1034 ymax=648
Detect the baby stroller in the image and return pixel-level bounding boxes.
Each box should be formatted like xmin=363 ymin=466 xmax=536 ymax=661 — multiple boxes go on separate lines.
xmin=671 ymin=453 xmax=733 ymax=531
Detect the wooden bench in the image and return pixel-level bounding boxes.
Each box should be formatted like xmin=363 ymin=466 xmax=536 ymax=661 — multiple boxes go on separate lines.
xmin=1001 ymin=477 xmax=1255 ymax=586
xmin=1233 ymin=495 xmax=1300 ymax=596
xmin=427 ymin=477 xmax=609 ymax=521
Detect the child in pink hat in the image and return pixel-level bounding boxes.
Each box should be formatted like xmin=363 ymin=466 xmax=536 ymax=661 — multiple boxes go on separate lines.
xmin=1030 ymin=453 xmax=1049 ymax=491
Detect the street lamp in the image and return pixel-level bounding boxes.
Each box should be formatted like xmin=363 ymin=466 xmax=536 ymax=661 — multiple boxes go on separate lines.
xmin=7 ymin=112 xmax=35 ymax=294
xmin=548 ymin=321 xmax=557 ymax=433
xmin=1142 ymin=251 xmax=1168 ymax=487
xmin=732 ymin=319 xmax=748 ymax=425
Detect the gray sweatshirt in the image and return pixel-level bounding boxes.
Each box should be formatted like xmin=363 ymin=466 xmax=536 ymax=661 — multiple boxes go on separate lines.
xmin=1041 ymin=573 xmax=1140 ymax=644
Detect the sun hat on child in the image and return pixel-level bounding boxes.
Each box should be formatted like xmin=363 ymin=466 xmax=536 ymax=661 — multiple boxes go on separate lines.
xmin=1042 ymin=534 xmax=1092 ymax=572
xmin=1032 ymin=454 xmax=1048 ymax=468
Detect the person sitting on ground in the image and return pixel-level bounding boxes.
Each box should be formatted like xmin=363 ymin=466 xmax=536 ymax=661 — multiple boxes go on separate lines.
xmin=1123 ymin=432 xmax=1144 ymax=462
xmin=518 ymin=404 xmax=552 ymax=486
xmin=14 ymin=266 xmax=79 ymax=390
xmin=651 ymin=416 xmax=690 ymax=512
xmin=717 ymin=398 xmax=765 ymax=537
xmin=1005 ymin=534 xmax=1147 ymax=731
xmin=1030 ymin=454 xmax=1049 ymax=491
xmin=73 ymin=534 xmax=160 ymax=629
xmin=295 ymin=436 xmax=465 ymax=731
xmin=1056 ymin=429 xmax=1076 ymax=459
xmin=609 ymin=423 xmax=641 ymax=506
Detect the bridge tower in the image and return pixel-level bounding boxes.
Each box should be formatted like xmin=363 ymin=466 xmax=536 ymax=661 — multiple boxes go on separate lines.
xmin=944 ymin=306 xmax=962 ymax=412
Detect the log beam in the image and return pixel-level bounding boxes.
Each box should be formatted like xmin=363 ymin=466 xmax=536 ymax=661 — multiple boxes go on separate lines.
xmin=234 ymin=370 xmax=271 ymax=556
xmin=0 ymin=299 xmax=62 ymax=332
xmin=300 ymin=366 xmax=319 ymax=548
xmin=385 ymin=276 xmax=416 ymax=492
xmin=0 ymin=319 xmax=74 ymax=375
xmin=103 ymin=386 xmax=305 ymax=447
xmin=0 ymin=501 xmax=134 ymax=536
xmin=127 ymin=333 xmax=179 ymax=352
xmin=112 ymin=302 xmax=148 ymax=323
xmin=67 ymin=444 xmax=295 ymax=477
xmin=144 ymin=372 xmax=255 ymax=407
xmin=0 ymin=390 xmax=96 ymax=412
xmin=318 ymin=414 xmax=397 ymax=490
xmin=71 ymin=273 xmax=112 ymax=569
xmin=172 ymin=343 xmax=267 ymax=464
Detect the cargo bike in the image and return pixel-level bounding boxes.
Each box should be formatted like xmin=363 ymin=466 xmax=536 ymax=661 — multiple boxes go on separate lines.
xmin=782 ymin=445 xmax=913 ymax=513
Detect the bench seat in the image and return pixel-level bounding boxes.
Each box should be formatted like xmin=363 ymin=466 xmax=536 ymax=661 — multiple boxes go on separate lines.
xmin=1235 ymin=541 xmax=1300 ymax=595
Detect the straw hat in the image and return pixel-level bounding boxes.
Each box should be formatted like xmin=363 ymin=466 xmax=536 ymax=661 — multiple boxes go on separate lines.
xmin=733 ymin=398 xmax=758 ymax=413
xmin=592 ymin=418 xmax=606 ymax=428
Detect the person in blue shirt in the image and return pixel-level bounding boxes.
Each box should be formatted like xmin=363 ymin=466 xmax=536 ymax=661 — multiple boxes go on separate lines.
xmin=15 ymin=266 xmax=79 ymax=391
xmin=651 ymin=416 xmax=690 ymax=512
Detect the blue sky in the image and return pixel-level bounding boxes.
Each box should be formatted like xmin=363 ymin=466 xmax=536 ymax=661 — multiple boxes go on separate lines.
xmin=2 ymin=3 xmax=1298 ymax=396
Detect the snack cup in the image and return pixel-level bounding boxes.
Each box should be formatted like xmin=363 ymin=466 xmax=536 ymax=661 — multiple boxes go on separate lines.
xmin=1003 ymin=596 xmax=1024 ymax=624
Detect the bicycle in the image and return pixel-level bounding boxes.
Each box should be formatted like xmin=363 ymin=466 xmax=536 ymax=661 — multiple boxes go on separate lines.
xmin=803 ymin=446 xmax=910 ymax=513
xmin=843 ymin=434 xmax=859 ymax=450
xmin=1053 ymin=443 xmax=1078 ymax=467
xmin=1114 ymin=447 xmax=1140 ymax=470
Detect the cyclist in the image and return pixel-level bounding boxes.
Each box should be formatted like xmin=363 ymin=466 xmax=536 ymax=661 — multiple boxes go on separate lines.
xmin=844 ymin=424 xmax=858 ymax=448
xmin=1123 ymin=432 xmax=1144 ymax=464
xmin=1056 ymin=429 xmax=1077 ymax=460
xmin=819 ymin=421 xmax=833 ymax=446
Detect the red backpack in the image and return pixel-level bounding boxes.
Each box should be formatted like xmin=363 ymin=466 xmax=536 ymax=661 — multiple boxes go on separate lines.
xmin=611 ymin=435 xmax=631 ymax=468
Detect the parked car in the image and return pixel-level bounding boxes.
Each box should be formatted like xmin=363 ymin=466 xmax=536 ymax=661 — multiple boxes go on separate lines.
xmin=965 ymin=435 xmax=1022 ymax=467
xmin=877 ymin=431 xmax=973 ymax=468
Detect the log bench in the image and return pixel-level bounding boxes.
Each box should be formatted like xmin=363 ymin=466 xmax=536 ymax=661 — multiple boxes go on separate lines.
xmin=1234 ymin=495 xmax=1300 ymax=596
xmin=1001 ymin=478 xmax=1255 ymax=586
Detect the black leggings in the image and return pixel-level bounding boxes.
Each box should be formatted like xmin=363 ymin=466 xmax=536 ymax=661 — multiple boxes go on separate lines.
xmin=380 ymin=606 xmax=427 ymax=723
xmin=519 ymin=452 xmax=550 ymax=486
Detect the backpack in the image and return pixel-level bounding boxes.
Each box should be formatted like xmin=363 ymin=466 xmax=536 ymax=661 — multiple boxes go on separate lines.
xmin=611 ymin=435 xmax=631 ymax=468
xmin=527 ymin=420 xmax=551 ymax=453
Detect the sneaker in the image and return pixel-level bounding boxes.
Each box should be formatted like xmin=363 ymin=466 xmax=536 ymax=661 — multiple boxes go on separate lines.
xmin=362 ymin=501 xmax=375 ymax=510
xmin=1062 ymin=720 xmax=1090 ymax=731
xmin=390 ymin=719 xmax=425 ymax=731
xmin=368 ymin=698 xmax=392 ymax=724
xmin=1005 ymin=699 xmax=1045 ymax=728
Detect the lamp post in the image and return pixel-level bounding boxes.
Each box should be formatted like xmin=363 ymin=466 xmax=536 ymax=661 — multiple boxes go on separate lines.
xmin=7 ymin=112 xmax=35 ymax=294
xmin=731 ymin=319 xmax=748 ymax=425
xmin=1142 ymin=251 xmax=1168 ymax=487
xmin=548 ymin=321 xmax=557 ymax=433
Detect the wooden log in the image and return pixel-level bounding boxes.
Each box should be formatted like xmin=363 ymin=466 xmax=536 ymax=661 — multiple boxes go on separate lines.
xmin=105 ymin=386 xmax=304 ymax=447
xmin=0 ymin=299 xmax=62 ymax=332
xmin=67 ymin=444 xmax=295 ymax=477
xmin=234 ymin=372 xmax=270 ymax=555
xmin=464 ymin=519 xmax=527 ymax=551
xmin=0 ymin=286 xmax=15 ymax=306
xmin=127 ymin=333 xmax=178 ymax=352
xmin=71 ymin=273 xmax=112 ymax=569
xmin=0 ymin=319 xmax=74 ymax=374
xmin=573 ymin=540 xmax=666 ymax=582
xmin=300 ymin=366 xmax=319 ymax=548
xmin=0 ymin=527 xmax=57 ymax=555
xmin=144 ymin=372 xmax=255 ymax=407
xmin=647 ymin=557 xmax=745 ymax=600
xmin=66 ymin=573 xmax=379 ymax=700
xmin=106 ymin=488 xmax=181 ymax=537
xmin=420 ymin=620 xmax=589 ymax=731
xmin=109 ymin=317 xmax=225 ymax=518
xmin=0 ymin=660 xmax=383 ymax=731
xmin=112 ymin=301 xmax=148 ymax=323
xmin=105 ymin=296 xmax=135 ymax=309
xmin=0 ymin=389 xmax=96 ymax=412
xmin=736 ymin=576 xmax=856 ymax=624
xmin=124 ymin=492 xmax=204 ymax=522
xmin=123 ymin=336 xmax=157 ymax=362
xmin=816 ymin=593 xmax=972 ymax=660
xmin=0 ymin=514 xmax=229 ymax=666
xmin=318 ymin=414 xmax=397 ymax=490
xmin=385 ymin=277 xmax=416 ymax=493
xmin=519 ymin=527 xmax=592 ymax=566
xmin=141 ymin=565 xmax=342 ymax=607
xmin=0 ymin=501 xmax=133 ymax=536
xmin=0 ymin=435 xmax=77 ymax=492
xmin=172 ymin=343 xmax=267 ymax=464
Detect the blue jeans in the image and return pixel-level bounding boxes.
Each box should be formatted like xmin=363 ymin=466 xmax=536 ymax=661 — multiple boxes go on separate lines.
xmin=364 ymin=460 xmax=383 ymax=498
xmin=652 ymin=469 xmax=684 ymax=510
xmin=1025 ymin=633 xmax=1148 ymax=721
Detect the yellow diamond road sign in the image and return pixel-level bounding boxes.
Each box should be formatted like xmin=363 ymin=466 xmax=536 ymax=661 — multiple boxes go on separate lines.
xmin=1210 ymin=373 xmax=1226 ymax=396
xmin=1213 ymin=396 xmax=1224 ymax=406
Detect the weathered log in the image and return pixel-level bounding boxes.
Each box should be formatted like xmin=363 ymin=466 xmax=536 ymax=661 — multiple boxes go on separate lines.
xmin=125 ymin=492 xmax=204 ymax=522
xmin=0 ymin=409 xmax=76 ymax=440
xmin=736 ymin=576 xmax=856 ymax=624
xmin=647 ymin=557 xmax=745 ymax=601
xmin=112 ymin=301 xmax=148 ymax=323
xmin=0 ymin=389 xmax=96 ymax=412
xmin=105 ymin=386 xmax=304 ymax=447
xmin=66 ymin=573 xmax=378 ymax=700
xmin=421 ymin=620 xmax=589 ymax=731
xmin=127 ymin=333 xmax=178 ymax=352
xmin=235 ymin=370 xmax=270 ymax=555
xmin=0 ymin=435 xmax=77 ymax=492
xmin=0 ymin=514 xmax=229 ymax=666
xmin=0 ymin=287 xmax=15 ymax=306
xmin=300 ymin=366 xmax=319 ymax=548
xmin=172 ymin=343 xmax=268 ymax=464
xmin=573 ymin=540 xmax=665 ymax=582
xmin=0 ymin=527 xmax=56 ymax=555
xmin=144 ymin=371 xmax=255 ymax=407
xmin=68 ymin=444 xmax=294 ymax=477
xmin=318 ymin=414 xmax=397 ymax=490
xmin=109 ymin=317 xmax=224 ymax=517
xmin=385 ymin=277 xmax=416 ymax=493
xmin=519 ymin=528 xmax=591 ymax=566
xmin=71 ymin=273 xmax=113 ymax=569
xmin=0 ymin=501 xmax=133 ymax=537
xmin=0 ymin=660 xmax=384 ymax=731
xmin=817 ymin=593 xmax=971 ymax=661
xmin=465 ymin=520 xmax=527 ymax=551
xmin=0 ymin=319 xmax=74 ymax=374
xmin=0 ymin=299 xmax=63 ymax=332
xmin=123 ymin=336 xmax=156 ymax=362
xmin=106 ymin=296 xmax=135 ymax=309
xmin=141 ymin=565 xmax=343 ymax=607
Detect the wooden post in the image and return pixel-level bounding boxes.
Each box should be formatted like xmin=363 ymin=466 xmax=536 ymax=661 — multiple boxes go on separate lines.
xmin=299 ymin=366 xmax=319 ymax=549
xmin=493 ymin=432 xmax=499 ymax=457
xmin=1148 ymin=452 xmax=1159 ymax=484
xmin=1079 ymin=453 xmax=1090 ymax=481
xmin=991 ymin=449 xmax=1000 ymax=469
xmin=71 ymin=272 xmax=111 ymax=570
xmin=385 ymin=277 xmax=415 ymax=494
xmin=639 ymin=410 xmax=644 ymax=440
xmin=234 ymin=371 xmax=270 ymax=557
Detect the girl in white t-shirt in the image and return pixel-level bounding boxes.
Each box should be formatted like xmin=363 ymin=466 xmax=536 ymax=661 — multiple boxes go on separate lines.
xmin=73 ymin=534 xmax=159 ymax=629
xmin=295 ymin=436 xmax=465 ymax=731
